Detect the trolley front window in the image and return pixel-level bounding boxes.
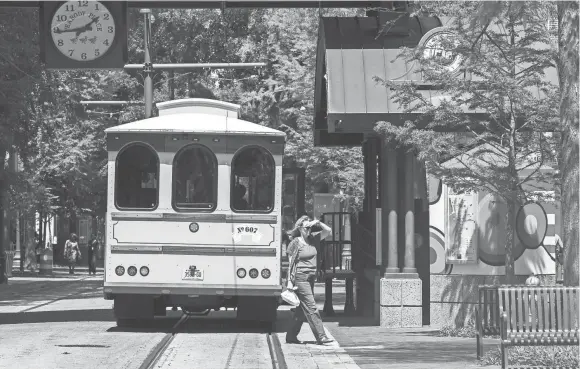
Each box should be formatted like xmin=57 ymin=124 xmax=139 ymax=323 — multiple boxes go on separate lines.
xmin=115 ymin=144 xmax=159 ymax=210
xmin=231 ymin=146 xmax=275 ymax=213
xmin=173 ymin=145 xmax=217 ymax=211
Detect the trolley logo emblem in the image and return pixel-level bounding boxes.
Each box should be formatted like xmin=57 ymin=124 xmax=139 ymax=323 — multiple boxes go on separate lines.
xmin=182 ymin=265 xmax=204 ymax=280
xmin=232 ymin=224 xmax=263 ymax=243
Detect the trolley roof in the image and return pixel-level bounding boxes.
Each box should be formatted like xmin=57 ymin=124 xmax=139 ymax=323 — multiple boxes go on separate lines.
xmin=105 ymin=113 xmax=286 ymax=137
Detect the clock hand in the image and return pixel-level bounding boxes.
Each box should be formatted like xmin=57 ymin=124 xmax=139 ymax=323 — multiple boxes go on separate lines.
xmin=74 ymin=16 xmax=100 ymax=37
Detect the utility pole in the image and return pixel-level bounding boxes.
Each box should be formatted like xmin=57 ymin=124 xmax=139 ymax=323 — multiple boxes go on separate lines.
xmin=142 ymin=9 xmax=153 ymax=118
xmin=82 ymin=9 xmax=266 ymax=113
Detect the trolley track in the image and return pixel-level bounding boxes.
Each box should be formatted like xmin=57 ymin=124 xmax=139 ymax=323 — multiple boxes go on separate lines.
xmin=139 ymin=314 xmax=190 ymax=369
xmin=139 ymin=315 xmax=288 ymax=369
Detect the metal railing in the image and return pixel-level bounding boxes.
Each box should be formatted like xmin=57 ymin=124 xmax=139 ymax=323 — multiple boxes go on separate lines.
xmin=318 ymin=212 xmax=354 ymax=280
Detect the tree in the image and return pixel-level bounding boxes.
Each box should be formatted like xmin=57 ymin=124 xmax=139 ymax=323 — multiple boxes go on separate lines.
xmin=557 ymin=1 xmax=579 ymax=286
xmin=233 ymin=8 xmax=365 ymax=213
xmin=374 ymin=1 xmax=560 ymax=282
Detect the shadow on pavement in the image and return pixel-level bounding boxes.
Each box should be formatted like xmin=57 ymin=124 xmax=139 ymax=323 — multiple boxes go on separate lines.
xmin=0 ymin=280 xmax=103 ymax=307
xmin=341 ymin=340 xmax=482 ymax=366
xmin=109 ymin=310 xmax=293 ymax=334
xmin=321 ymin=313 xmax=378 ymax=327
xmin=0 ymin=308 xmax=115 ymax=324
xmin=326 ymin=325 xmax=487 ymax=367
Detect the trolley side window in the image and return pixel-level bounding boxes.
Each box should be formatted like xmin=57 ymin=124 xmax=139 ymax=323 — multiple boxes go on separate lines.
xmin=173 ymin=145 xmax=217 ymax=211
xmin=231 ymin=146 xmax=275 ymax=213
xmin=115 ymin=144 xmax=159 ymax=210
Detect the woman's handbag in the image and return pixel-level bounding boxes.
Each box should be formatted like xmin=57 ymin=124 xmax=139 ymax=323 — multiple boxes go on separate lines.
xmin=281 ymin=287 xmax=300 ymax=307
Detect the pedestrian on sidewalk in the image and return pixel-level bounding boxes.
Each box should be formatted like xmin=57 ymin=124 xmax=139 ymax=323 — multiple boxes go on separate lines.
xmin=285 ymin=215 xmax=334 ymax=345
xmin=88 ymin=236 xmax=98 ymax=275
xmin=64 ymin=233 xmax=81 ymax=274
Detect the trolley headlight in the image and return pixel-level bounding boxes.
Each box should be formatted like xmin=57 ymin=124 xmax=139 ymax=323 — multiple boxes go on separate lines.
xmin=115 ymin=266 xmax=125 ymax=276
xmin=249 ymin=268 xmax=259 ymax=279
xmin=261 ymin=269 xmax=271 ymax=279
xmin=236 ymin=268 xmax=246 ymax=278
xmin=140 ymin=266 xmax=150 ymax=276
xmin=127 ymin=266 xmax=137 ymax=276
xmin=189 ymin=222 xmax=199 ymax=233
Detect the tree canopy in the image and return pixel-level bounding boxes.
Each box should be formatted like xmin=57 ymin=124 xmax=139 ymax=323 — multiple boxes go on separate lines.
xmin=374 ymin=1 xmax=560 ymax=280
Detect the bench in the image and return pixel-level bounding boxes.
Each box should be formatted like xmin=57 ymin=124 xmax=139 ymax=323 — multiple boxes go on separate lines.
xmin=318 ymin=239 xmax=356 ymax=316
xmin=476 ymin=285 xmax=501 ymax=359
xmin=498 ymin=286 xmax=579 ymax=369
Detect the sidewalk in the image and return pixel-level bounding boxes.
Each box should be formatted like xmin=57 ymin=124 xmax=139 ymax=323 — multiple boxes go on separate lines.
xmin=9 ymin=265 xmax=104 ymax=281
xmin=276 ymin=281 xmax=500 ymax=369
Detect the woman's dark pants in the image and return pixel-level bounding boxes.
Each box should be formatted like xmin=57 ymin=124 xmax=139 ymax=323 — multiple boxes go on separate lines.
xmin=286 ymin=272 xmax=326 ymax=342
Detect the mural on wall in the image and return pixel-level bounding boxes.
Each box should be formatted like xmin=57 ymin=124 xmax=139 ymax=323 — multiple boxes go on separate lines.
xmin=446 ymin=190 xmax=478 ymax=263
xmin=428 ymin=176 xmax=560 ymax=276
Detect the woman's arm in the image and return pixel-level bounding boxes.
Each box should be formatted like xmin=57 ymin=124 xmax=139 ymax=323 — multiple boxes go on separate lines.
xmin=312 ymin=220 xmax=332 ymax=241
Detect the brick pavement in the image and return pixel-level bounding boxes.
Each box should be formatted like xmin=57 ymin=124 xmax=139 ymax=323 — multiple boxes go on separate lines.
xmin=305 ymin=281 xmax=500 ymax=369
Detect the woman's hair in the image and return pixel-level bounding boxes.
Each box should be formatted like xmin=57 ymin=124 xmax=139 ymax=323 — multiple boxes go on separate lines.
xmin=290 ymin=215 xmax=312 ymax=238
xmin=293 ymin=215 xmax=311 ymax=230
xmin=70 ymin=233 xmax=78 ymax=242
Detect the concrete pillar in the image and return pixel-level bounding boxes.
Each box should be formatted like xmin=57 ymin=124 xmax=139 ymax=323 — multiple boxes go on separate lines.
xmin=403 ymin=150 xmax=417 ymax=273
xmin=379 ymin=145 xmax=422 ymax=328
xmin=382 ymin=140 xmax=399 ymax=273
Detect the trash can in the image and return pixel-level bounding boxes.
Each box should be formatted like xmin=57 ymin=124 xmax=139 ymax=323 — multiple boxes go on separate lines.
xmin=39 ymin=248 xmax=53 ymax=275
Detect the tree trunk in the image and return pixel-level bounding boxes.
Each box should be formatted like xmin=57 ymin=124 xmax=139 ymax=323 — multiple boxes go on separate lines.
xmin=558 ymin=1 xmax=579 ymax=286
xmin=504 ymin=200 xmax=517 ymax=284
xmin=23 ymin=215 xmax=37 ymax=271
xmin=503 ymin=12 xmax=519 ymax=285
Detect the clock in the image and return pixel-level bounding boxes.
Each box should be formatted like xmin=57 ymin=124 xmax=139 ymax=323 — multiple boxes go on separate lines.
xmin=418 ymin=27 xmax=464 ymax=76
xmin=50 ymin=1 xmax=115 ymax=62
xmin=41 ymin=1 xmax=127 ymax=69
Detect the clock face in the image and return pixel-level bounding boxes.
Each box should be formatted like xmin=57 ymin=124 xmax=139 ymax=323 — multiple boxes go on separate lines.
xmin=50 ymin=1 xmax=116 ymax=62
xmin=420 ymin=29 xmax=463 ymax=74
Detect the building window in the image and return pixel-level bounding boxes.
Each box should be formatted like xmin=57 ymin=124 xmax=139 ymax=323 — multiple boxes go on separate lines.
xmin=231 ymin=146 xmax=275 ymax=213
xmin=173 ymin=145 xmax=217 ymax=211
xmin=115 ymin=144 xmax=159 ymax=210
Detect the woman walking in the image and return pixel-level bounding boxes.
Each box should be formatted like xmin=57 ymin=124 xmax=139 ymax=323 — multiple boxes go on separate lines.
xmin=285 ymin=215 xmax=334 ymax=345
xmin=64 ymin=233 xmax=81 ymax=274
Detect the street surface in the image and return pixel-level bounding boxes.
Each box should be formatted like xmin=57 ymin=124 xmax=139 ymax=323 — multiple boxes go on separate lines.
xmin=0 ymin=272 xmax=357 ymax=369
xmin=0 ymin=272 xmax=499 ymax=369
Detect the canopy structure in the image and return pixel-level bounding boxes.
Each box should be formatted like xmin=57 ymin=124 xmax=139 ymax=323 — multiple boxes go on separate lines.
xmin=313 ymin=13 xmax=443 ymax=147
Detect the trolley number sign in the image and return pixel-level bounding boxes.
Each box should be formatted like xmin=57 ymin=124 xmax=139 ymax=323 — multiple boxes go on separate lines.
xmin=237 ymin=226 xmax=258 ymax=234
xmin=232 ymin=224 xmax=263 ymax=243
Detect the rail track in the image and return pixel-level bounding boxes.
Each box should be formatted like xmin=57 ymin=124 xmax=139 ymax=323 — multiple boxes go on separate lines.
xmin=139 ymin=315 xmax=288 ymax=369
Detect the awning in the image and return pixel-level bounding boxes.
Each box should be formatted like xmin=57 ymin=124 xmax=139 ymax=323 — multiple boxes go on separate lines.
xmin=314 ymin=14 xmax=442 ymax=146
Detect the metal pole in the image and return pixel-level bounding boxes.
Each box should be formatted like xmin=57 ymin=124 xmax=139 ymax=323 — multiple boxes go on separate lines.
xmin=123 ymin=62 xmax=266 ymax=70
xmin=80 ymin=101 xmax=143 ymax=106
xmin=141 ymin=9 xmax=153 ymax=119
